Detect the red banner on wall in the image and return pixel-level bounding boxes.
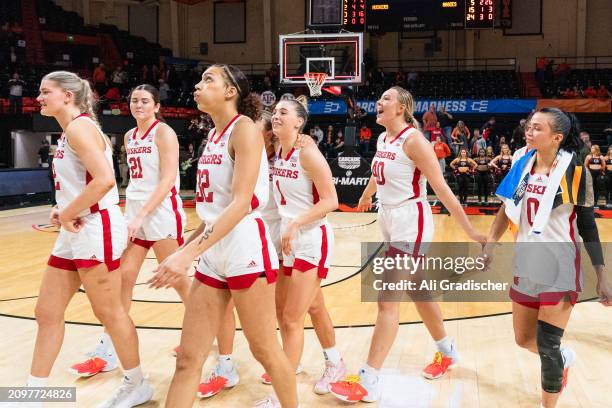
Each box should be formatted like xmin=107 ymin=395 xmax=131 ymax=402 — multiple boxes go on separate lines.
xmin=536 ymin=99 xmax=611 ymax=113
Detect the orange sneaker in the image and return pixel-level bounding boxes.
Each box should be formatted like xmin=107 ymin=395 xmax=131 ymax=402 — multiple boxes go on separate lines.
xmin=422 ymin=352 xmax=456 ymax=380
xmin=260 ymin=364 xmax=303 ymax=385
xmin=68 ymin=357 xmax=116 ymax=377
xmin=329 ymin=374 xmax=379 ymax=403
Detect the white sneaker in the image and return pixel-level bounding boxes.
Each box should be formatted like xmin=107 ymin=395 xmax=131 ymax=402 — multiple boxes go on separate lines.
xmin=314 ymin=359 xmax=347 ymax=394
xmin=252 ymin=394 xmax=281 ymax=408
xmin=96 ymin=379 xmax=154 ymax=408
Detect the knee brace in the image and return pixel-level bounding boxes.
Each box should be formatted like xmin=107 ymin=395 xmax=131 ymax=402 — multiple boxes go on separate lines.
xmin=537 ymin=320 xmax=565 ymax=393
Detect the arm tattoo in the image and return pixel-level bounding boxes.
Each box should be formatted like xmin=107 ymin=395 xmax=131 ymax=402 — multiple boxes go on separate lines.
xmin=197 ymin=226 xmax=214 ymax=246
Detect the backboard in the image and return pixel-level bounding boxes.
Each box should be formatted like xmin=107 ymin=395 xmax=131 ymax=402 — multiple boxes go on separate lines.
xmin=279 ymin=32 xmax=364 ymax=86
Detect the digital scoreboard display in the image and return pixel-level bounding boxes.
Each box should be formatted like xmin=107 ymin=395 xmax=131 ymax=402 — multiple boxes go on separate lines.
xmin=343 ymin=0 xmax=366 ymax=32
xmin=362 ymin=0 xmax=503 ymax=32
xmin=465 ymin=0 xmax=495 ymax=29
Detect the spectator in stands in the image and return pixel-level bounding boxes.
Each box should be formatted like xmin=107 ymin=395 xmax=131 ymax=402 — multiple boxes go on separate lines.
xmin=38 ymin=139 xmax=50 ymax=168
xmin=430 ymin=121 xmax=444 ymax=142
xmin=151 ymin=64 xmax=159 ymax=83
xmin=93 ymin=63 xmax=107 ymax=95
xmin=422 ymin=105 xmax=437 ymax=140
xmin=7 ymin=72 xmax=25 ymax=114
xmin=554 ymin=61 xmax=571 ymax=88
xmin=471 ymin=128 xmax=487 ymax=156
xmin=481 ymin=117 xmax=498 ymax=147
xmin=433 ymin=135 xmax=451 ymax=176
xmin=604 ymin=120 xmax=612 ymax=147
xmin=321 ymin=131 xmax=334 ymax=158
xmin=535 ymin=57 xmax=548 ymax=88
xmin=579 ymin=131 xmax=591 ymax=163
xmin=495 ymin=136 xmax=507 ymax=155
xmin=510 ymin=119 xmax=526 ymax=150
xmin=359 ymin=123 xmax=372 ymax=154
xmin=119 ymin=145 xmax=128 ymax=188
xmin=105 ymin=86 xmax=121 ymax=103
xmin=583 ymin=82 xmax=598 ymax=98
xmin=394 ymin=71 xmax=405 ymax=87
xmin=159 ymin=79 xmax=170 ymax=104
xmin=597 ymin=84 xmax=611 ymax=100
xmin=407 ymin=70 xmax=418 ymax=88
xmin=437 ymin=106 xmax=454 ymax=144
xmin=111 ymin=66 xmax=125 ymax=88
xmin=451 ymin=120 xmax=470 ymax=155
xmin=183 ymin=143 xmax=197 ymax=190
xmin=312 ymin=125 xmax=324 ymax=145
xmin=332 ymin=132 xmax=344 ymax=157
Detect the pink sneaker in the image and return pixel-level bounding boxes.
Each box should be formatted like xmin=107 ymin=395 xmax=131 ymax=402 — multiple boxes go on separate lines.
xmin=314 ymin=359 xmax=347 ymax=394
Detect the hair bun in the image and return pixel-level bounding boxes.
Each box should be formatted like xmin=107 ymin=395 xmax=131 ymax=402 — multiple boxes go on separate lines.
xmin=295 ymin=95 xmax=309 ymax=113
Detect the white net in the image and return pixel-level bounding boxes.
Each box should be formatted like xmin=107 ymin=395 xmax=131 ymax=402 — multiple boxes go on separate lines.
xmin=304 ymin=73 xmax=327 ymax=97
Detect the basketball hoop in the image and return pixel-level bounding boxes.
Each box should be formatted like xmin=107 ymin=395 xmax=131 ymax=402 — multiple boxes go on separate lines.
xmin=304 ymin=72 xmax=327 ymax=97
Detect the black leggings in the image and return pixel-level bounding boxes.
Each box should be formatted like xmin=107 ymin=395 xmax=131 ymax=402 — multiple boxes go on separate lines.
xmin=607 ymin=172 xmax=612 ymax=203
xmin=476 ymin=171 xmax=490 ymax=202
xmin=457 ymin=173 xmax=470 ymax=203
xmin=589 ymin=170 xmax=602 ymax=205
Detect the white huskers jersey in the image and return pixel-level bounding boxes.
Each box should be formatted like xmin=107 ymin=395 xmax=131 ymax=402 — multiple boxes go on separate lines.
xmin=272 ymin=146 xmax=320 ymax=220
xmin=372 ymin=125 xmax=428 ymax=207
xmin=195 ymin=114 xmax=269 ymax=224
xmin=125 ymin=120 xmax=181 ymax=200
xmin=52 ymin=114 xmax=119 ymax=216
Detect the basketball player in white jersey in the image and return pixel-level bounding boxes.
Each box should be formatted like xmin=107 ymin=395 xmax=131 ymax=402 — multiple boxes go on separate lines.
xmin=259 ymin=97 xmax=346 ymax=394
xmin=70 ymin=84 xmax=189 ymax=377
xmin=27 ymin=71 xmax=152 ymax=408
xmin=195 ymin=111 xmax=277 ymax=399
xmin=330 ymin=86 xmax=486 ymax=403
xmin=484 ymin=108 xmax=611 ymax=408
xmin=148 ymin=64 xmax=297 ymax=408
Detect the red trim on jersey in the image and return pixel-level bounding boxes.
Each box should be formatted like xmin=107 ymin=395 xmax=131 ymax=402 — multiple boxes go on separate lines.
xmin=73 ymin=258 xmax=120 ymax=272
xmin=100 ymin=208 xmax=113 ymax=265
xmin=293 ymin=258 xmax=329 ymax=279
xmin=281 ymin=147 xmax=295 ymax=161
xmin=318 ymin=224 xmax=329 ymax=278
xmin=85 ymin=171 xmax=100 ymax=213
xmin=255 ymin=217 xmax=273 ymax=272
xmin=47 ymin=255 xmax=77 ymax=271
xmin=568 ymin=209 xmax=581 ymax=292
xmin=132 ymin=119 xmax=160 ymax=140
xmin=251 ymin=194 xmax=260 ymax=211
xmin=413 ymin=202 xmax=424 ymax=257
xmin=212 ymin=114 xmax=242 ymax=144
xmin=411 ymin=168 xmax=422 ymax=199
xmin=312 ymin=183 xmax=320 ymax=204
xmin=510 ymin=284 xmax=578 ymax=309
xmin=195 ymin=269 xmax=277 ymax=289
xmin=195 ymin=270 xmax=228 ymax=289
xmin=387 ymin=125 xmax=413 ymax=145
xmin=132 ymin=238 xmax=155 ymax=249
xmin=170 ymin=187 xmax=184 ymax=246
xmin=283 ymin=267 xmax=293 ymax=277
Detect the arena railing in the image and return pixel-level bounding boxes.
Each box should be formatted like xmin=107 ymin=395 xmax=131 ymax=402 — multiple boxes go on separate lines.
xmin=376 ymin=57 xmax=518 ymax=73
xmin=536 ymin=55 xmax=612 ymax=70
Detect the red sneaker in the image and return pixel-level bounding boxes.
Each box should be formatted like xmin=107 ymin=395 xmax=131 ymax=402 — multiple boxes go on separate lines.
xmin=328 ymin=375 xmax=373 ymax=403
xmin=422 ymin=352 xmax=455 ymax=380
xmin=260 ymin=372 xmax=272 ymax=385
xmin=68 ymin=357 xmax=114 ymax=377
xmin=172 ymin=345 xmax=181 ymax=357
xmin=198 ymin=375 xmax=228 ymax=399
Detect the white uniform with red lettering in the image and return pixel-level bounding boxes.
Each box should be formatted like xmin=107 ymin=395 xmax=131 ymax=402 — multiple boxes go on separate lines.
xmin=124 ymin=120 xmax=186 ymax=248
xmin=510 ymin=170 xmax=583 ymax=306
xmin=273 ymin=145 xmax=333 ymax=279
xmin=260 ymin=152 xmax=282 ymax=257
xmin=48 ymin=114 xmax=127 ymax=272
xmin=195 ymin=115 xmax=279 ymax=289
xmin=372 ymin=125 xmax=434 ymax=254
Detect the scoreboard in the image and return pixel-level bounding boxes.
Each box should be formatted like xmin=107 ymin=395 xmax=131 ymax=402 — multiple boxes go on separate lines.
xmin=340 ymin=0 xmax=507 ymax=32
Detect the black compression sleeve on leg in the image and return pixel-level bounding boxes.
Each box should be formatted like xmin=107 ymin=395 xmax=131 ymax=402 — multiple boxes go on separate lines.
xmin=537 ymin=320 xmax=565 ymax=394
xmin=575 ymin=206 xmax=605 ymax=266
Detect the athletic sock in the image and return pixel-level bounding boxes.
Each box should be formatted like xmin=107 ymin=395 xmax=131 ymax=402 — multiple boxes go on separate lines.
xmin=218 ymin=354 xmax=234 ymax=373
xmin=323 ymin=347 xmax=341 ymax=365
xmin=27 ymin=375 xmax=48 ymax=387
xmin=123 ymin=366 xmax=144 ymax=387
xmin=436 ymin=336 xmax=455 ymax=358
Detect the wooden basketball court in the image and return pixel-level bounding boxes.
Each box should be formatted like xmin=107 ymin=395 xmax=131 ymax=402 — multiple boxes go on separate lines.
xmin=1 ymin=206 xmax=611 ymax=407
